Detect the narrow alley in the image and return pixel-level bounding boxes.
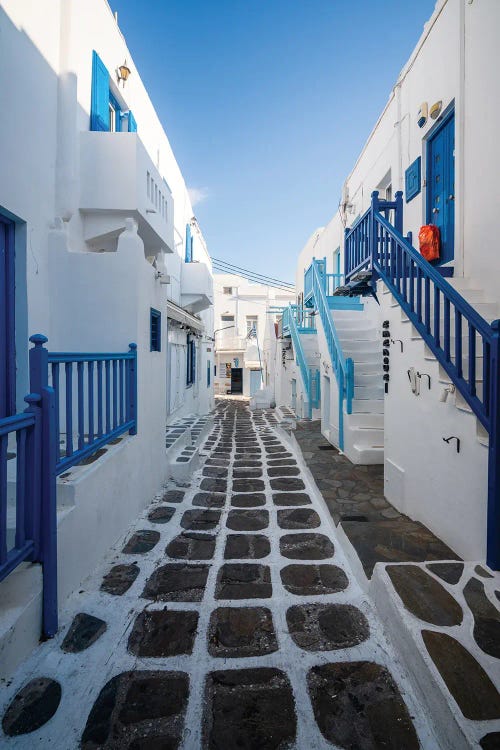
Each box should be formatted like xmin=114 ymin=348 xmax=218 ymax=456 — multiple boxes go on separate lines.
xmin=0 ymin=399 xmax=440 ymax=749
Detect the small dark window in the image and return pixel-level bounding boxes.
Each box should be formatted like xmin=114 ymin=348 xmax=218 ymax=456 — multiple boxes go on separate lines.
xmin=207 ymin=360 xmax=211 ymax=387
xmin=150 ymin=308 xmax=161 ymax=351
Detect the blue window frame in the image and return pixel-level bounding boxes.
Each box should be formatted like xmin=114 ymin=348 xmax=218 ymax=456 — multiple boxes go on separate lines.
xmin=150 ymin=308 xmax=161 ymax=351
xmin=185 ymin=223 xmax=193 ymax=263
xmin=186 ymin=335 xmax=196 ymax=386
xmin=90 ymin=51 xmax=137 ymax=134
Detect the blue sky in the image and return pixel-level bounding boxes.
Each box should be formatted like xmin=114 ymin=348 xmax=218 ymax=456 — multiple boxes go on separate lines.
xmin=113 ymin=0 xmax=436 ymax=282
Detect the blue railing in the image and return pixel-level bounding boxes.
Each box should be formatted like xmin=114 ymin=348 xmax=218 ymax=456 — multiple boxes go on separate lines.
xmin=311 ymin=260 xmax=354 ymax=450
xmin=0 ymin=341 xmax=58 ymax=637
xmin=0 ymin=335 xmax=139 ymax=639
xmin=344 ymin=190 xmax=500 ymax=570
xmin=304 ymin=259 xmax=326 ymax=304
xmin=46 ymin=340 xmax=138 ymax=475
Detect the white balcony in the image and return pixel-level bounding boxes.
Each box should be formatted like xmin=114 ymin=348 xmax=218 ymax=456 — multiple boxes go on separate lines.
xmin=216 ymin=336 xmax=248 ymax=352
xmin=80 ymin=131 xmax=174 ymax=255
xmin=181 ymin=261 xmax=213 ymax=313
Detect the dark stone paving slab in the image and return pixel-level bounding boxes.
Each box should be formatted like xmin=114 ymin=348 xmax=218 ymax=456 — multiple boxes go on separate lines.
xmin=148 ymin=506 xmax=176 ymax=524
xmin=166 ymin=532 xmax=216 ymax=560
xmin=287 ymin=603 xmax=369 ymax=651
xmin=232 ymin=468 xmax=263 ymax=479
xmin=142 ymin=564 xmax=209 ymax=602
xmin=341 ymin=520 xmax=460 ymax=578
xmin=101 ymin=563 xmax=139 ymax=595
xmin=480 ymin=732 xmax=500 ymax=749
xmin=422 ymin=630 xmax=500 ymax=719
xmin=226 ymin=509 xmax=269 ymax=531
xmin=81 ymin=671 xmax=189 ymax=749
xmin=475 ymin=565 xmax=494 ymax=579
xmin=61 ymin=613 xmax=107 ymax=653
xmin=267 ymin=458 xmax=297 ymax=466
xmin=224 ymin=535 xmax=271 ymax=560
xmin=205 ymin=458 xmax=229 ymax=467
xmin=427 ymin=561 xmax=464 ymax=584
xmin=203 ymin=668 xmax=296 ymax=749
xmin=277 ymin=508 xmax=321 ymax=529
xmin=232 ymin=479 xmax=265 ymax=493
xmin=215 ymin=564 xmax=272 ymax=599
xmin=265 ymin=445 xmax=286 ymax=454
xmin=128 ymin=609 xmax=198 ymax=657
xmin=180 ymin=509 xmax=221 ymax=531
xmin=280 ymin=533 xmax=335 ymax=560
xmin=273 ymin=492 xmax=311 ymax=506
xmin=208 ymin=607 xmax=278 ymax=657
xmin=191 ymin=492 xmax=226 ymax=508
xmin=231 ymin=493 xmax=266 ymax=507
xmin=202 ymin=466 xmax=228 ymax=479
xmin=233 ymin=460 xmax=262 ymax=468
xmin=270 ymin=477 xmax=305 ymax=491
xmin=267 ymin=466 xmax=301 ymax=477
xmin=307 ymin=662 xmax=419 ymax=749
xmin=122 ymin=530 xmax=160 ymax=554
xmin=463 ymin=577 xmax=500 ymax=658
xmin=162 ymin=490 xmax=185 ymax=503
xmin=200 ymin=478 xmax=227 ymax=493
xmin=280 ymin=564 xmax=349 ymax=595
xmin=2 ymin=678 xmax=62 ymax=736
xmin=387 ymin=565 xmax=463 ymax=626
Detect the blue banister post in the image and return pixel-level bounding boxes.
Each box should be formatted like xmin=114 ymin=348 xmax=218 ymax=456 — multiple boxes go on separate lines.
xmin=487 ymin=320 xmax=500 ymax=570
xmin=23 ymin=393 xmax=42 ymax=560
xmin=394 ymin=190 xmax=404 ymax=235
xmin=28 ymin=334 xmax=58 ymax=637
xmin=344 ymin=227 xmax=350 ymax=278
xmin=128 ymin=343 xmax=138 ymax=435
xmin=370 ymin=191 xmax=380 ymax=269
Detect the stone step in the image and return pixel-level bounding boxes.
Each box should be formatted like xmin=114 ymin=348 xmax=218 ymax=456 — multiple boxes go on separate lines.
xmin=351 ymin=398 xmax=384 ymax=414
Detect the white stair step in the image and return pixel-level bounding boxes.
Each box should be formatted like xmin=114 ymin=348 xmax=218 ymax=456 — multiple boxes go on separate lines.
xmin=351 ymin=398 xmax=384 ymax=414
xmin=338 ymin=339 xmax=380 ymax=354
xmin=347 ymin=413 xmax=384 ymax=429
xmin=346 ymin=351 xmax=381 ymax=365
xmin=354 ymin=384 xmax=384 ymax=399
xmin=350 ymin=443 xmax=384 ymax=464
xmin=352 ymin=362 xmax=382 ymax=375
xmin=354 ymin=372 xmax=382 ymax=386
xmin=348 ymin=426 xmax=384 ymax=444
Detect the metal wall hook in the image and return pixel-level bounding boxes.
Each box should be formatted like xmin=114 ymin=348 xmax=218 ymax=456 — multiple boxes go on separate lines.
xmin=418 ymin=372 xmax=431 ymax=389
xmin=391 ymin=339 xmax=403 ymax=352
xmin=443 ymin=435 xmax=460 ymax=453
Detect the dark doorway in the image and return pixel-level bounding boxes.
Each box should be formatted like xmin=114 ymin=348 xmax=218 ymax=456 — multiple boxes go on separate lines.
xmin=230 ymin=368 xmax=243 ymax=394
xmin=0 ymin=215 xmax=15 ymax=418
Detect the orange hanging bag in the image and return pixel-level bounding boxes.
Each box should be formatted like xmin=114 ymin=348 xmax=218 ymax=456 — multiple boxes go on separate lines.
xmin=418 ymin=224 xmax=440 ymax=262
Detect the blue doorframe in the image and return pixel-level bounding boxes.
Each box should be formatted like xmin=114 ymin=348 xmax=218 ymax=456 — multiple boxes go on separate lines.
xmin=0 ymin=215 xmax=15 ymax=417
xmin=426 ymin=107 xmax=455 ymax=265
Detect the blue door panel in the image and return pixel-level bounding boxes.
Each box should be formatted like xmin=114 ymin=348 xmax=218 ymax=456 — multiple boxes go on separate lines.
xmin=427 ymin=112 xmax=455 ymax=264
xmin=250 ymin=369 xmax=261 ymax=396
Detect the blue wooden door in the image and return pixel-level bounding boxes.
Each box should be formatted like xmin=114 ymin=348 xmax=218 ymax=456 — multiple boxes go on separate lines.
xmin=0 ymin=216 xmax=15 ymax=418
xmin=427 ymin=111 xmax=455 ymax=264
xmin=250 ymin=369 xmax=262 ymax=396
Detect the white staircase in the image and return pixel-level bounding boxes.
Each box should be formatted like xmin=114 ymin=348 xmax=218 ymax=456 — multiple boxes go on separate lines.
xmin=384 ymin=275 xmax=497 ymax=453
xmin=331 ymin=308 xmax=385 ymax=464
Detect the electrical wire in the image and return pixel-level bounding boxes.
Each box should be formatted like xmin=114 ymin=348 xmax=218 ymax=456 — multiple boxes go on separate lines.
xmin=212 ymin=262 xmax=295 ymax=292
xmin=211 ymin=257 xmax=294 ymax=287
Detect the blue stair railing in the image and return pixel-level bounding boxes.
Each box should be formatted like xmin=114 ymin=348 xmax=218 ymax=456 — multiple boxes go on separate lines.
xmin=345 ymin=190 xmax=500 ymax=570
xmin=311 ymin=260 xmax=354 ymax=450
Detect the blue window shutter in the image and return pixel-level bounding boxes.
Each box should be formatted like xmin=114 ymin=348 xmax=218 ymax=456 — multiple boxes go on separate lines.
xmin=128 ymin=111 xmax=137 ymax=133
xmin=192 ymin=341 xmax=196 ymax=382
xmin=90 ymin=51 xmax=110 ymax=131
xmin=185 ymin=224 xmax=192 ymax=262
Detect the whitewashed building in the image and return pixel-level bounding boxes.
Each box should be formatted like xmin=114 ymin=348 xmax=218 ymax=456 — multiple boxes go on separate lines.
xmin=213 ymin=273 xmax=294 ymax=399
xmin=0 ymin=0 xmax=213 ymax=675
xmin=275 ymin=0 xmax=500 ymax=568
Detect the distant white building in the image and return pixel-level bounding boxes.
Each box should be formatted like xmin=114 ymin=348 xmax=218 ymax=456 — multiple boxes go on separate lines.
xmin=275 ymin=0 xmax=500 ymax=568
xmin=0 ymin=0 xmax=213 ymax=675
xmin=213 ymin=273 xmax=294 ymax=398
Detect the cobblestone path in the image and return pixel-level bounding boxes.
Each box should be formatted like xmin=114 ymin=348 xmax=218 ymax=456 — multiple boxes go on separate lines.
xmin=1 ymin=400 xmax=439 ymax=749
